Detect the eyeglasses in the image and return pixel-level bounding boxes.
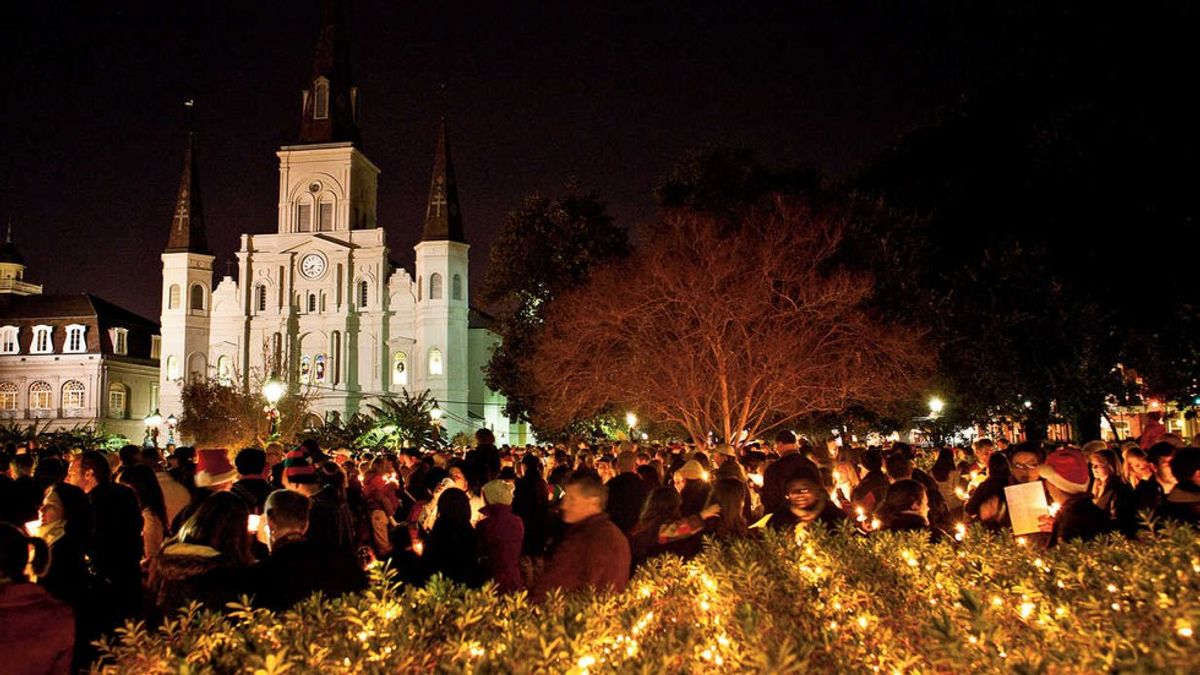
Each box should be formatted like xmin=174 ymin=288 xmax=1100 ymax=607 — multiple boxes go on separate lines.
xmin=787 ymin=488 xmax=813 ymax=496
xmin=1013 ymin=462 xmax=1039 ymax=470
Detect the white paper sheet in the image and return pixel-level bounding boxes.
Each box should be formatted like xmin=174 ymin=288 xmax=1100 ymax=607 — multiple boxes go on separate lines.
xmin=1005 ymin=482 xmax=1051 ymax=535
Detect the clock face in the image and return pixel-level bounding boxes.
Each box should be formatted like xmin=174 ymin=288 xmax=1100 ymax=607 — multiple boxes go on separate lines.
xmin=300 ymin=253 xmax=327 ymax=279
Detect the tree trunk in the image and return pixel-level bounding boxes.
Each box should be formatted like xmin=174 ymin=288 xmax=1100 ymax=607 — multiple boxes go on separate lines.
xmin=1072 ymin=398 xmax=1104 ymax=444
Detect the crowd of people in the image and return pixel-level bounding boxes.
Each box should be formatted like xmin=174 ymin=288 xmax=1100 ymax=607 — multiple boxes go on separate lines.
xmin=1 ymin=426 xmax=1198 ymax=674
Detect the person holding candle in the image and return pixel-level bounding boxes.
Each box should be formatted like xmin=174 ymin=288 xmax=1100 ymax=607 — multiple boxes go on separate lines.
xmin=1037 ymin=447 xmax=1112 ymax=546
xmin=0 ymin=523 xmax=75 ymax=675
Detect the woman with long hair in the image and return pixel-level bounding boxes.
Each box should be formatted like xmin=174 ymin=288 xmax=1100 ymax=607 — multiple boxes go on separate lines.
xmin=704 ymin=478 xmax=750 ymax=540
xmin=149 ymin=491 xmax=254 ymax=613
xmin=421 ymin=488 xmax=483 ymax=587
xmin=34 ymin=482 xmax=92 ymax=608
xmin=119 ymin=464 xmax=171 ymax=571
xmin=963 ymin=452 xmax=1013 ymax=529
xmin=878 ymin=479 xmax=946 ymax=541
xmin=1090 ymin=448 xmax=1137 ymax=535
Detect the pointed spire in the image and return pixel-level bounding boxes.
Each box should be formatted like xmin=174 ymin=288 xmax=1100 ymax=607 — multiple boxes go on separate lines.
xmin=165 ymin=101 xmax=210 ymax=254
xmin=299 ymin=0 xmax=360 ymax=145
xmin=422 ymin=119 xmax=465 ymax=243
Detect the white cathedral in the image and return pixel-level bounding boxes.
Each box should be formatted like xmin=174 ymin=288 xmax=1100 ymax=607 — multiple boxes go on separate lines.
xmin=158 ymin=2 xmax=527 ymax=444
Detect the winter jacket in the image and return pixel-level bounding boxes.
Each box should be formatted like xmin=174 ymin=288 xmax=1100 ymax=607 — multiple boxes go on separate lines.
xmin=1049 ymin=494 xmax=1113 ymax=547
xmin=156 ymin=471 xmax=192 ymax=526
xmin=531 ymin=513 xmax=630 ymax=601
xmin=231 ymin=478 xmax=273 ymax=514
xmin=308 ymin=487 xmax=356 ymax=552
xmin=476 ymin=504 xmax=525 ymax=592
xmin=766 ymin=501 xmax=846 ymax=533
xmin=150 ymin=542 xmax=246 ymax=612
xmin=851 ymin=471 xmax=891 ymax=511
xmin=605 ymin=472 xmax=649 ymax=533
xmin=1092 ymin=478 xmax=1139 ymax=536
xmin=628 ymin=515 xmax=704 ymax=568
xmin=0 ymin=583 xmax=74 ymax=675
xmin=882 ymin=512 xmax=949 ymax=543
xmin=1157 ymin=483 xmax=1200 ymax=526
xmin=248 ymin=534 xmax=367 ymax=611
xmin=422 ymin=522 xmax=484 ymax=588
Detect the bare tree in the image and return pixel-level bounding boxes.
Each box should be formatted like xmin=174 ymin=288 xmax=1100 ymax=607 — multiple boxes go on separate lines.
xmin=529 ymin=200 xmax=931 ymax=446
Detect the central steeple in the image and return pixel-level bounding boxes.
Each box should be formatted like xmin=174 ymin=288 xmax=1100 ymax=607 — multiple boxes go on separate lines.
xmin=298 ymin=0 xmax=360 ymax=146
xmin=165 ymin=101 xmax=210 ymax=254
xmin=421 ymin=119 xmax=466 ymax=243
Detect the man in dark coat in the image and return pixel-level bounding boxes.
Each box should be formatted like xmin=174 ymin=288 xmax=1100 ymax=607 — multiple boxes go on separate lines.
xmin=250 ymin=490 xmax=367 ymax=611
xmin=531 ymin=473 xmax=630 ymax=601
xmin=605 ymin=451 xmax=649 ymax=533
xmin=761 ymin=430 xmax=821 ymax=515
xmin=72 ymin=450 xmax=143 ymax=624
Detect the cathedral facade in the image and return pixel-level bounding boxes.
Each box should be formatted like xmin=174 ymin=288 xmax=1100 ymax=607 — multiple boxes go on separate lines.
xmin=158 ymin=3 xmax=525 ymax=444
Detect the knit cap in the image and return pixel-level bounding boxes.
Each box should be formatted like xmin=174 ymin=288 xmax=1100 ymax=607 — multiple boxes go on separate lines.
xmin=481 ymin=479 xmax=514 ymax=506
xmin=282 ymin=447 xmax=318 ymax=484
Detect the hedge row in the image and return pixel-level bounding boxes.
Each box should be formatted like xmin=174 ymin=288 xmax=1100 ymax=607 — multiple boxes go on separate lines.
xmin=94 ymin=523 xmax=1199 ymax=673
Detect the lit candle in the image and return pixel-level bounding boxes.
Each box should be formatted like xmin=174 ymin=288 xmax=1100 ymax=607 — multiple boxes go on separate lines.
xmin=1048 ymin=502 xmax=1061 ymax=517
xmin=24 ymin=519 xmax=40 ymax=536
xmin=247 ymin=514 xmax=261 ymax=533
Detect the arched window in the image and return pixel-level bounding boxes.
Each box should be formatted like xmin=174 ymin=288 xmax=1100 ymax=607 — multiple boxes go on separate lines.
xmin=0 ymin=326 xmax=18 ymax=354
xmin=107 ymin=383 xmax=127 ymax=418
xmin=166 ymin=355 xmax=179 ymax=380
xmin=190 ymin=283 xmax=205 ymax=311
xmin=428 ymin=347 xmax=443 ymax=376
xmin=29 ymin=381 xmax=52 ymax=411
xmin=168 ymin=284 xmax=180 ymax=309
xmin=0 ymin=382 xmax=19 ymax=410
xmin=187 ymin=353 xmax=206 ymax=382
xmin=314 ymin=354 xmax=326 ymax=382
xmin=429 ymin=273 xmax=443 ymax=300
xmin=308 ymin=293 xmax=317 ymax=313
xmin=31 ymin=325 xmax=52 ymax=354
xmin=318 ymin=200 xmax=333 ymax=231
xmin=217 ymin=355 xmax=232 ymax=384
xmin=452 ymin=274 xmax=463 ymax=301
xmin=65 ymin=324 xmax=86 ymax=353
xmin=392 ymin=352 xmax=408 ymax=387
xmin=62 ymin=380 xmax=85 ymax=409
xmin=296 ymin=201 xmax=313 ymax=232
xmin=256 ymin=285 xmax=268 ymax=312
xmin=359 ymin=280 xmax=369 ymax=308
xmin=300 ymin=355 xmax=311 ymax=381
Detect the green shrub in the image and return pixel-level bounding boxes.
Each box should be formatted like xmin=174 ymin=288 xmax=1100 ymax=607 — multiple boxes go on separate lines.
xmin=93 ymin=523 xmax=1199 ymax=673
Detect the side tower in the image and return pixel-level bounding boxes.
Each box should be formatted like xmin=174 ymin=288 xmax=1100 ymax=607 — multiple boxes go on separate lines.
xmin=414 ymin=120 xmax=469 ymax=431
xmin=160 ymin=104 xmax=215 ymax=418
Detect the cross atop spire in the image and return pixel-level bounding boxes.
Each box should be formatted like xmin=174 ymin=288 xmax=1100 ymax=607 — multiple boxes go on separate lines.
xmin=298 ymin=0 xmax=360 ymax=146
xmin=421 ymin=119 xmax=465 ymax=243
xmin=165 ymin=100 xmax=211 ymax=254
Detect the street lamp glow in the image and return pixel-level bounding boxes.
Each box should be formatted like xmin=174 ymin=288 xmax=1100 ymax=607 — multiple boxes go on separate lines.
xmin=144 ymin=409 xmax=163 ymax=427
xmin=625 ymin=411 xmax=638 ymax=428
xmin=430 ymin=407 xmax=443 ymax=421
xmin=928 ymin=396 xmax=945 ymax=416
xmin=263 ymin=379 xmax=286 ymax=405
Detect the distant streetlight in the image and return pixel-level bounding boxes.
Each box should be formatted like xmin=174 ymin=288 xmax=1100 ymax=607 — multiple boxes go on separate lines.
xmin=928 ymin=396 xmax=945 ymax=416
xmin=263 ymin=379 xmax=285 ymax=440
xmin=430 ymin=407 xmax=443 ymax=421
xmin=625 ymin=411 xmax=638 ymax=429
xmin=165 ymin=413 xmax=178 ymax=446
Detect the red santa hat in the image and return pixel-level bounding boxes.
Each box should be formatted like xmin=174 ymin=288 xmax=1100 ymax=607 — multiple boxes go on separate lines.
xmin=1038 ymin=447 xmax=1090 ymax=494
xmin=194 ymin=448 xmax=237 ymax=488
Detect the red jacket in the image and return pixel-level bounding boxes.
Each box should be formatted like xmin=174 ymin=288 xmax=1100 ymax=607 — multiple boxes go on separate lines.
xmin=0 ymin=583 xmax=74 ymax=675
xmin=476 ymin=504 xmax=525 ymax=593
xmin=532 ymin=513 xmax=630 ymax=601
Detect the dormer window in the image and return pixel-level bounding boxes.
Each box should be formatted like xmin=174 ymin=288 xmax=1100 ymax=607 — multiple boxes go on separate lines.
xmin=31 ymin=325 xmax=52 ymax=354
xmin=112 ymin=327 xmax=128 ymax=355
xmin=0 ymin=326 xmax=17 ymax=354
xmin=314 ymin=79 xmax=330 ymax=119
xmin=64 ymin=324 xmax=87 ymax=353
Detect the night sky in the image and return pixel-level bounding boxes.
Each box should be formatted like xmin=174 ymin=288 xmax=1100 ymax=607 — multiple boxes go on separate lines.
xmin=1 ymin=1 xmax=996 ymax=320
